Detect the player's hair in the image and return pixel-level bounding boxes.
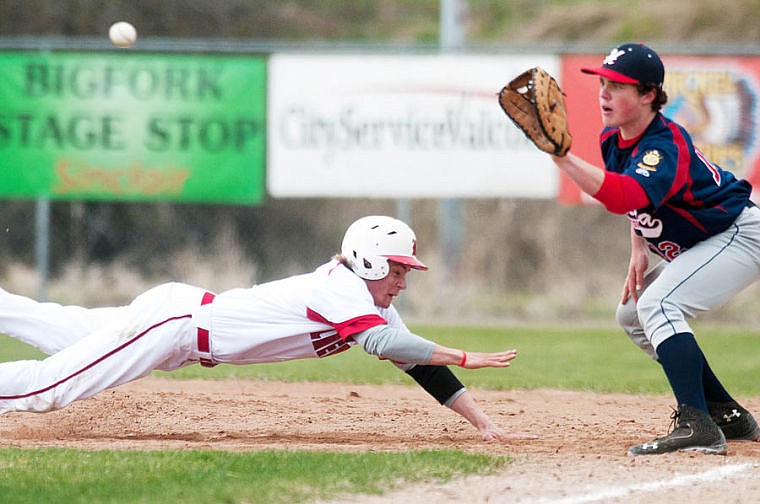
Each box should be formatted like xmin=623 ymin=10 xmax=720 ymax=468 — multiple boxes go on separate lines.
xmin=638 ymin=83 xmax=668 ymax=112
xmin=333 ymin=254 xmax=408 ymax=273
xmin=334 ymin=254 xmax=351 ymax=268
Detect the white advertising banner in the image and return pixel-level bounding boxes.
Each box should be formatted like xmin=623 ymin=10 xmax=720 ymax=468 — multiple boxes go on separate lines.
xmin=268 ymin=53 xmax=560 ymax=198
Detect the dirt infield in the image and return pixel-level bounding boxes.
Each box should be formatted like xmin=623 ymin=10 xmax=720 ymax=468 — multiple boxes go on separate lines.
xmin=2 ymin=378 xmax=760 ymax=503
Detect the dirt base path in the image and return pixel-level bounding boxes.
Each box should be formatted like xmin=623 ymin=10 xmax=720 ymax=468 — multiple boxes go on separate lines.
xmin=2 ymin=378 xmax=760 ymax=503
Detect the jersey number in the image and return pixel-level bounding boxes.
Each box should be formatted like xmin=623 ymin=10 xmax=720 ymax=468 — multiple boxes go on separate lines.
xmin=649 ymin=240 xmax=683 ymax=261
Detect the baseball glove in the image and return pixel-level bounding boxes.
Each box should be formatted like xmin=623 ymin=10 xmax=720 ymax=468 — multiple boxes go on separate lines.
xmin=498 ymin=67 xmax=572 ymax=156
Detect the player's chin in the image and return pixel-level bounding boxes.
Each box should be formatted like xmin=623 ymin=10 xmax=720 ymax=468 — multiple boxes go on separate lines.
xmin=600 ymin=112 xmax=618 ymax=127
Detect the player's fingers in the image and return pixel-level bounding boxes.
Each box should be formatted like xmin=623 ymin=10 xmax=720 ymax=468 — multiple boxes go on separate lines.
xmin=500 ymin=432 xmax=539 ymax=441
xmin=490 ymin=361 xmax=511 ymax=368
xmin=635 ymin=268 xmax=645 ymax=293
xmin=621 ymin=284 xmax=630 ymax=304
xmin=482 ymin=428 xmax=537 ymax=442
xmin=489 ymin=355 xmax=515 ymax=367
xmin=465 ymin=351 xmax=514 ymax=369
xmin=621 ymin=273 xmax=639 ymax=304
xmin=480 ymin=427 xmax=506 ymax=441
xmin=631 ymin=274 xmax=642 ymax=302
xmin=491 ymin=350 xmax=517 ymax=365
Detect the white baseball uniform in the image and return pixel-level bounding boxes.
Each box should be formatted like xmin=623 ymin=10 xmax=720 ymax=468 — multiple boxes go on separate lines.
xmin=0 ymin=260 xmax=409 ymax=414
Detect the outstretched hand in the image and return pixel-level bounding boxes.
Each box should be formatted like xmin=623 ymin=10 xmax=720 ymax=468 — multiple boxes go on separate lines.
xmin=621 ymin=233 xmax=650 ymax=304
xmin=479 ymin=424 xmax=538 ymax=442
xmin=461 ymin=349 xmax=517 ymax=369
xmin=447 ymin=391 xmax=538 ymax=443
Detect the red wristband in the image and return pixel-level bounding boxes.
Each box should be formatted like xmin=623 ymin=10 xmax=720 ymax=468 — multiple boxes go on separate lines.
xmin=459 ymin=351 xmax=467 ymax=367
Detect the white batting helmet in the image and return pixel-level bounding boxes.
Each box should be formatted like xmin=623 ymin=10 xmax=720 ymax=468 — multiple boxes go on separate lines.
xmin=341 ymin=215 xmax=428 ymax=280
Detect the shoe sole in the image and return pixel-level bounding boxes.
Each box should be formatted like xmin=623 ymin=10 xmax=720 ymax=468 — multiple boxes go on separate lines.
xmin=680 ymin=443 xmax=728 ymax=455
xmin=628 ymin=442 xmax=728 ymax=456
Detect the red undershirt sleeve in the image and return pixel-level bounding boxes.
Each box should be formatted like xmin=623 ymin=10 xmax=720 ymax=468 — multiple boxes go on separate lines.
xmin=307 ymin=308 xmax=387 ymax=340
xmin=593 ymin=172 xmax=650 ymax=214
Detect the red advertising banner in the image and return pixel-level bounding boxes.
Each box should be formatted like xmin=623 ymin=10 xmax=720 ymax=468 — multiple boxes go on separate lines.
xmin=560 ymin=53 xmax=760 ymax=204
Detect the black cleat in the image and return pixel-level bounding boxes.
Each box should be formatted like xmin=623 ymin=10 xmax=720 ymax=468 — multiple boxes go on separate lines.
xmin=628 ymin=404 xmax=728 ymax=456
xmin=708 ymin=401 xmax=760 ymax=441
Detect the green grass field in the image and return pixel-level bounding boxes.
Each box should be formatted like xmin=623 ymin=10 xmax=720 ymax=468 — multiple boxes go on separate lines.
xmin=0 ymin=448 xmax=509 ymax=504
xmin=1 ymin=322 xmax=758 ymax=503
xmin=162 ymin=322 xmax=760 ymax=395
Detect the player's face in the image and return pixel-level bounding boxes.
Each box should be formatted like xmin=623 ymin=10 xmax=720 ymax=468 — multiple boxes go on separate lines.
xmin=365 ymin=262 xmax=411 ymax=308
xmin=597 ymin=78 xmax=656 ymax=138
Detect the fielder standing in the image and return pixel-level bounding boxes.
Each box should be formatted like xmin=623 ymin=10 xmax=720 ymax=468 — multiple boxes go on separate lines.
xmin=0 ymin=215 xmax=520 ymax=441
xmin=552 ymin=43 xmax=760 ymax=455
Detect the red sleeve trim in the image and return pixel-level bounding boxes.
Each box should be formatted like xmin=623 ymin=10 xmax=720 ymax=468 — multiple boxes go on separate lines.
xmin=593 ymin=172 xmax=650 ymax=214
xmin=306 ymin=308 xmax=387 ymax=340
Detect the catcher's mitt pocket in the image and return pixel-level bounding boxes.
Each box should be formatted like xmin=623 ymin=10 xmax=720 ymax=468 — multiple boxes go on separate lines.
xmin=498 ymin=67 xmax=572 ymax=157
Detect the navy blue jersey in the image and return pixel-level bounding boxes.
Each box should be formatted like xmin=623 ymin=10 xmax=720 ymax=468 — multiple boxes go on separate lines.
xmin=600 ymin=113 xmax=753 ymax=261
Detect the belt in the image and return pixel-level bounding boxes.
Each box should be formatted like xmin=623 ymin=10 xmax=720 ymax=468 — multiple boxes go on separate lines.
xmin=197 ymin=291 xmax=217 ymax=368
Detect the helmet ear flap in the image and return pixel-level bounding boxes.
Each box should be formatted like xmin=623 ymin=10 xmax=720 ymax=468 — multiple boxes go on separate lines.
xmin=347 ymin=251 xmax=383 ymax=279
xmin=350 ymin=254 xmax=389 ymax=280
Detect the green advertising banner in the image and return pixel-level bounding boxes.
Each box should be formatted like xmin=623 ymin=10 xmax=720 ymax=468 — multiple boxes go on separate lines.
xmin=0 ymin=51 xmax=266 ymax=204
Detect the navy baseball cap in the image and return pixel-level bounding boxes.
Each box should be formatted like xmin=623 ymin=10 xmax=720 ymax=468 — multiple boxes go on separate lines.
xmin=581 ymin=43 xmax=664 ymax=87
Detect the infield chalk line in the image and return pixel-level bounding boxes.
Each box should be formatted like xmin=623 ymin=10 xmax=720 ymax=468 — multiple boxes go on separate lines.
xmin=536 ymin=462 xmax=755 ymax=504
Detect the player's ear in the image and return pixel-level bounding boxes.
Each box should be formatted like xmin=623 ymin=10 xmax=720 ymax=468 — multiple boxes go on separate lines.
xmin=640 ymin=87 xmax=656 ymax=106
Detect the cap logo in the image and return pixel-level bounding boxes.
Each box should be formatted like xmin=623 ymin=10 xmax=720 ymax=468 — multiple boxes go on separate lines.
xmin=603 ymin=48 xmax=627 ymax=66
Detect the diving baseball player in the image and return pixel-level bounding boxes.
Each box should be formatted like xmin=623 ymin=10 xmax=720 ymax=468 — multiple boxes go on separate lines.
xmin=0 ymin=215 xmax=519 ymax=441
xmin=552 ymin=42 xmax=760 ymax=455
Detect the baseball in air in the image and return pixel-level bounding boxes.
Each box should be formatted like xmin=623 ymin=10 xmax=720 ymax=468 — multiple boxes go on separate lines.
xmin=109 ymin=21 xmax=137 ymax=48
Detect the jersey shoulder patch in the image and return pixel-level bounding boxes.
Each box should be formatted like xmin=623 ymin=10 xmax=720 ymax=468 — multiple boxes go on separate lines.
xmin=636 ymin=150 xmax=663 ymax=177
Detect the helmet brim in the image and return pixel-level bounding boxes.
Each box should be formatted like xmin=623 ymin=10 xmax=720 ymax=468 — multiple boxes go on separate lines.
xmin=384 ymin=255 xmax=428 ymax=271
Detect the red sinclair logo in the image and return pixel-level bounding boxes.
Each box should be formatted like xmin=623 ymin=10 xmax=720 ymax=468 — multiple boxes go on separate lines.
xmin=53 ymin=159 xmax=190 ymax=196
